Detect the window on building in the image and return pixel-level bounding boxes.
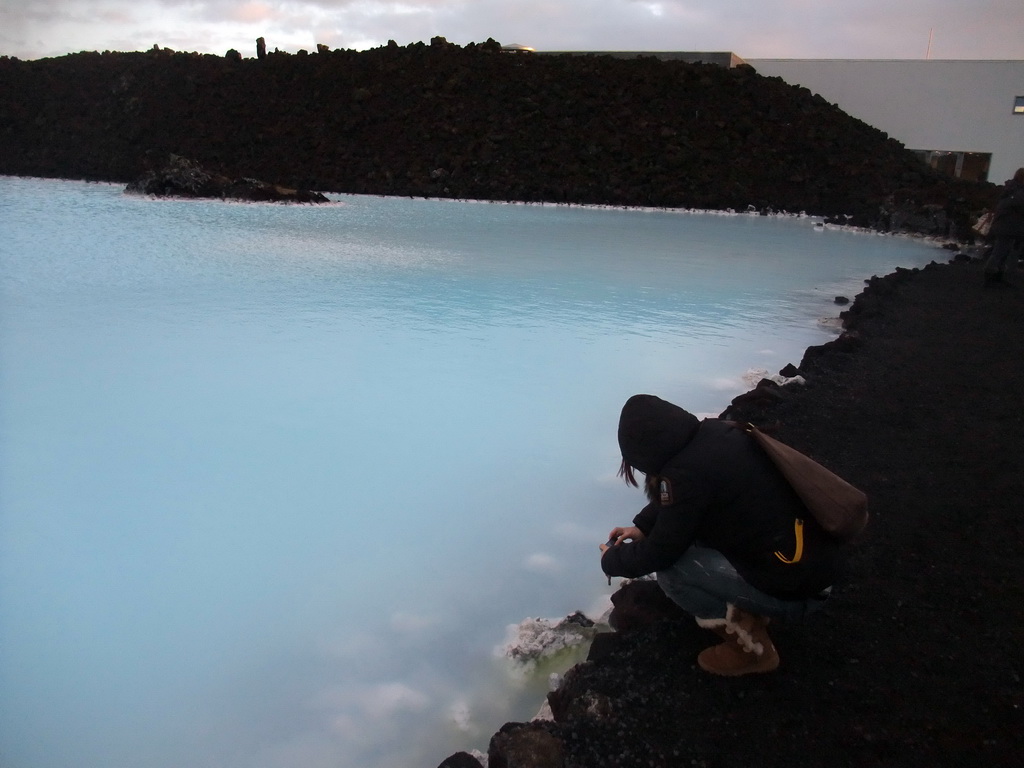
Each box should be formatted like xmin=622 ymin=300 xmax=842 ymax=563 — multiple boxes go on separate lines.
xmin=1015 ymin=96 xmax=1024 ymax=114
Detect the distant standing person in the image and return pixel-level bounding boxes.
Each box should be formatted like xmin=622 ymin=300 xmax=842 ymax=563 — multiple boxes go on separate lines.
xmin=600 ymin=394 xmax=840 ymax=676
xmin=984 ymin=167 xmax=1024 ymax=286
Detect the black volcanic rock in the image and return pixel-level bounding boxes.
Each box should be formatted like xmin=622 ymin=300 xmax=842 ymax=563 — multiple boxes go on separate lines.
xmin=125 ymin=153 xmax=328 ymax=202
xmin=0 ymin=42 xmax=997 ymax=230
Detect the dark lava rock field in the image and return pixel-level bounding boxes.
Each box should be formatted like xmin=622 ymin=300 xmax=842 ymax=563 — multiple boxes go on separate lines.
xmin=0 ymin=38 xmax=997 ymax=230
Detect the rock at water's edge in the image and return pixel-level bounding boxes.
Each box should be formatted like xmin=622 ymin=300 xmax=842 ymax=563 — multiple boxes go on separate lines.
xmin=125 ymin=154 xmax=328 ymax=203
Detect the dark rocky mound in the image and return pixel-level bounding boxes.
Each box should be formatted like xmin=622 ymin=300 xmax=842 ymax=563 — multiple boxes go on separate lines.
xmin=0 ymin=38 xmax=997 ymax=230
xmin=442 ymin=255 xmax=1024 ymax=767
xmin=125 ymin=153 xmax=328 ymax=202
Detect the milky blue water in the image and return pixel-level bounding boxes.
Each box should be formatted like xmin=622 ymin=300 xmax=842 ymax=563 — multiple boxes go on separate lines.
xmin=0 ymin=176 xmax=941 ymax=768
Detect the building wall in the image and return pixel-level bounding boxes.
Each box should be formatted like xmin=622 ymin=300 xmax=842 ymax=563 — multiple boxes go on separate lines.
xmin=746 ymin=59 xmax=1024 ymax=184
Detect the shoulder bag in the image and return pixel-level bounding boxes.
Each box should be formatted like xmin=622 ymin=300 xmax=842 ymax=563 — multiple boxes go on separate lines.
xmin=740 ymin=422 xmax=869 ymax=541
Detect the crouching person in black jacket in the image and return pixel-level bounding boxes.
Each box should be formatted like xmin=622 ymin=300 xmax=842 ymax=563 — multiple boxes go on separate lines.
xmin=600 ymin=394 xmax=840 ymax=676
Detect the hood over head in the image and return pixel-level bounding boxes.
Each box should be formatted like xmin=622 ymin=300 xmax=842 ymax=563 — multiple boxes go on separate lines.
xmin=617 ymin=394 xmax=700 ymax=475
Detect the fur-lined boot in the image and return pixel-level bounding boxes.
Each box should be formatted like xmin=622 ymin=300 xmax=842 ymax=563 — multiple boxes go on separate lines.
xmin=695 ymin=604 xmax=779 ymax=676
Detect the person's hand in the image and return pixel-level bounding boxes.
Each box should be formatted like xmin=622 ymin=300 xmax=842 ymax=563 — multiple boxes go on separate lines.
xmin=599 ymin=526 xmax=645 ymax=553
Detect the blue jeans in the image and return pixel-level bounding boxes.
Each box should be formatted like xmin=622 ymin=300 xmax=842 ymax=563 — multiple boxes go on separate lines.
xmin=656 ymin=543 xmax=828 ymax=622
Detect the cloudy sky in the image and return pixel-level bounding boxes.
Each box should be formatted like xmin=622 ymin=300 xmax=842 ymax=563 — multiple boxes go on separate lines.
xmin=2 ymin=0 xmax=1022 ymax=62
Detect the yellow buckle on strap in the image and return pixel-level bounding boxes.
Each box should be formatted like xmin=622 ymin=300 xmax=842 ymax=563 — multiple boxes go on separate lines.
xmin=774 ymin=518 xmax=805 ymax=564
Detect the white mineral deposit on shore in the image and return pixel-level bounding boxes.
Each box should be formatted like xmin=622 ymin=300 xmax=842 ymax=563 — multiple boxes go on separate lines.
xmin=499 ymin=608 xmax=611 ymax=665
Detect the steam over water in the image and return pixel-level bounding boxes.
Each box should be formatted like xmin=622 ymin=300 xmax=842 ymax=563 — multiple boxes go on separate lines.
xmin=0 ymin=177 xmax=940 ymax=768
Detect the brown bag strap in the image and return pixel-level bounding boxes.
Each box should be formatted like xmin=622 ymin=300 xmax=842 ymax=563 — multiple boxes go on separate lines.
xmin=732 ymin=421 xmax=869 ymax=541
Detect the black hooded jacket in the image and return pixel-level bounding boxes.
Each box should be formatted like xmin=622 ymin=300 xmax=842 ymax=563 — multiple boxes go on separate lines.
xmin=601 ymin=394 xmax=839 ymax=599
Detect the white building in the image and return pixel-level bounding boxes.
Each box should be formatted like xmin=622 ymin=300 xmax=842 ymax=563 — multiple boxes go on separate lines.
xmin=746 ymin=59 xmax=1024 ymax=185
